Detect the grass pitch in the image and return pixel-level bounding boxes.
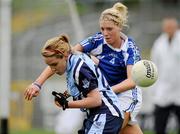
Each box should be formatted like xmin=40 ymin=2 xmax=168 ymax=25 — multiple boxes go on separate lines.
xmin=10 ymin=129 xmax=176 ymax=134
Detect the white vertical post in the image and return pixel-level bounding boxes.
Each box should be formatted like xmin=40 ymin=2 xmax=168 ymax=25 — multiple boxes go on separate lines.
xmin=66 ymin=0 xmax=84 ymax=41
xmin=0 ymin=0 xmax=12 ymax=133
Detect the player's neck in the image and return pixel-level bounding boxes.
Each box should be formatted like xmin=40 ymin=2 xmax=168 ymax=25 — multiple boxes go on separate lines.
xmin=112 ymin=38 xmax=123 ymax=49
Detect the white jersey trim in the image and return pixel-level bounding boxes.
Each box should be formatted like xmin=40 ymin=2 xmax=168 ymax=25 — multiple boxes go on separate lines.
xmin=101 ymin=92 xmax=119 ymax=117
xmin=75 ymin=60 xmax=84 ymax=85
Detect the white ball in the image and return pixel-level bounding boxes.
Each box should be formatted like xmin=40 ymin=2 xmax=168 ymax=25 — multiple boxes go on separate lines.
xmin=131 ymin=60 xmax=158 ymax=87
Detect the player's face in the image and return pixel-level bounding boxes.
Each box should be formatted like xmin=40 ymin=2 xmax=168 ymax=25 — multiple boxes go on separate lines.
xmin=44 ymin=56 xmax=67 ymax=75
xmin=100 ymin=20 xmax=120 ymax=45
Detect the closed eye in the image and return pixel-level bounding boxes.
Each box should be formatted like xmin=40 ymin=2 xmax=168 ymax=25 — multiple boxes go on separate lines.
xmin=106 ymin=27 xmax=113 ymax=31
xmin=49 ymin=63 xmax=58 ymax=66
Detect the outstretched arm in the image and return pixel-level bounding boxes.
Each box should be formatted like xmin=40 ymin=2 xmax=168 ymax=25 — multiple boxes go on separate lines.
xmin=35 ymin=66 xmax=54 ymax=85
xmin=24 ymin=66 xmax=54 ymax=100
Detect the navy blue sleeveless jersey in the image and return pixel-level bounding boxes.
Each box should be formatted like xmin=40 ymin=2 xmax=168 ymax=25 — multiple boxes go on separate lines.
xmin=66 ymin=52 xmax=123 ymax=117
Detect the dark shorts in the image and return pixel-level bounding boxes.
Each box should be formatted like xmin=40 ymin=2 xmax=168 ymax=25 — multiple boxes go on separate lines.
xmin=78 ymin=113 xmax=123 ymax=134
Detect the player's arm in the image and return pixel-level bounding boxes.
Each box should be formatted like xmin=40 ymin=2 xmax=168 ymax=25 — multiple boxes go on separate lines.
xmin=67 ymin=59 xmax=101 ymax=109
xmin=73 ymin=44 xmax=99 ymax=65
xmin=70 ymin=59 xmax=101 ymax=108
xmin=112 ymin=41 xmax=140 ymax=93
xmin=53 ymin=88 xmax=101 ymax=110
xmin=24 ymin=66 xmax=54 ymax=101
xmin=72 ymin=43 xmax=83 ymax=52
xmin=112 ymin=65 xmax=136 ymax=93
xmin=68 ymin=88 xmax=101 ymax=108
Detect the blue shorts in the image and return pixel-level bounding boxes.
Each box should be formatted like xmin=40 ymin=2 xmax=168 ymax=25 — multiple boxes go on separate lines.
xmin=78 ymin=113 xmax=123 ymax=134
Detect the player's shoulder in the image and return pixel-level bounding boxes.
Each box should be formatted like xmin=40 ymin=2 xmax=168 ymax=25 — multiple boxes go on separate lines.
xmin=70 ymin=52 xmax=91 ymax=65
xmin=83 ymin=32 xmax=104 ymax=45
xmin=93 ymin=32 xmax=103 ymax=38
xmin=126 ymin=36 xmax=139 ymax=50
xmin=92 ymin=32 xmax=104 ymax=41
xmin=127 ymin=36 xmax=136 ymax=46
xmin=68 ymin=53 xmax=82 ymax=67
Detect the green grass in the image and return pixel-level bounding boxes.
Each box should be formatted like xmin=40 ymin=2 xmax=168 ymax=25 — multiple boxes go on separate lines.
xmin=10 ymin=129 xmax=55 ymax=134
xmin=10 ymin=129 xmax=176 ymax=134
xmin=10 ymin=129 xmax=152 ymax=134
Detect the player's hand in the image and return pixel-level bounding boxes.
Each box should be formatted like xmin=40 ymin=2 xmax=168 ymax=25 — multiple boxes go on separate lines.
xmin=52 ymin=91 xmax=69 ymax=110
xmin=63 ymin=90 xmax=71 ymax=98
xmin=90 ymin=55 xmax=99 ymax=65
xmin=24 ymin=83 xmax=40 ymax=101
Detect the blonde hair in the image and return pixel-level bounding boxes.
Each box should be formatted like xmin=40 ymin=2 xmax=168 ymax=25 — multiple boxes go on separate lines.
xmin=41 ymin=34 xmax=71 ymax=58
xmin=99 ymin=2 xmax=128 ymax=29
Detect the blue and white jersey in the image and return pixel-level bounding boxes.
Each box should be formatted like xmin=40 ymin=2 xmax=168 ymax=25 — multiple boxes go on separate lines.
xmin=80 ymin=32 xmax=142 ymax=125
xmin=80 ymin=32 xmax=141 ymax=86
xmin=66 ymin=52 xmax=123 ymax=117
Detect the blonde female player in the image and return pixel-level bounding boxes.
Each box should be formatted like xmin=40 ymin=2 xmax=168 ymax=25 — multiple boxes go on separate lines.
xmin=35 ymin=34 xmax=124 ymax=133
xmin=24 ymin=2 xmax=143 ymax=134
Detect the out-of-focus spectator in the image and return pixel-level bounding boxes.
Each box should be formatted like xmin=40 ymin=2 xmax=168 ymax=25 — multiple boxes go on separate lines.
xmin=151 ymin=17 xmax=180 ymax=134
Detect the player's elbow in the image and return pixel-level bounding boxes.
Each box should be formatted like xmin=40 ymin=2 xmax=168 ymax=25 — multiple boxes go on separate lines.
xmin=131 ymin=83 xmax=136 ymax=88
xmin=95 ymin=96 xmax=102 ymax=107
xmin=129 ymin=78 xmax=136 ymax=88
xmin=97 ymin=98 xmax=102 ymax=106
xmin=89 ymin=88 xmax=102 ymax=107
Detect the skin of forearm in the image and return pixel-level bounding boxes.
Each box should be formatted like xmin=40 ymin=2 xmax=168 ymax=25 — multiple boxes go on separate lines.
xmin=68 ymin=97 xmax=102 ymax=109
xmin=112 ymin=79 xmax=136 ymax=93
xmin=35 ymin=66 xmax=54 ymax=85
xmin=68 ymin=89 xmax=102 ymax=108
xmin=112 ymin=65 xmax=136 ymax=93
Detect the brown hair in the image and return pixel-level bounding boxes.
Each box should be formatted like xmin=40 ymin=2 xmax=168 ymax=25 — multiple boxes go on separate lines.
xmin=41 ymin=34 xmax=71 ymax=58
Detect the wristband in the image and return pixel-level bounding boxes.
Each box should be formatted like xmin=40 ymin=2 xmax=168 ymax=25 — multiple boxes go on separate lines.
xmin=32 ymin=82 xmax=42 ymax=90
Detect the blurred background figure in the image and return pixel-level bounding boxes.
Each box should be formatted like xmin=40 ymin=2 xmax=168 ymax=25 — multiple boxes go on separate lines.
xmin=151 ymin=17 xmax=180 ymax=134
